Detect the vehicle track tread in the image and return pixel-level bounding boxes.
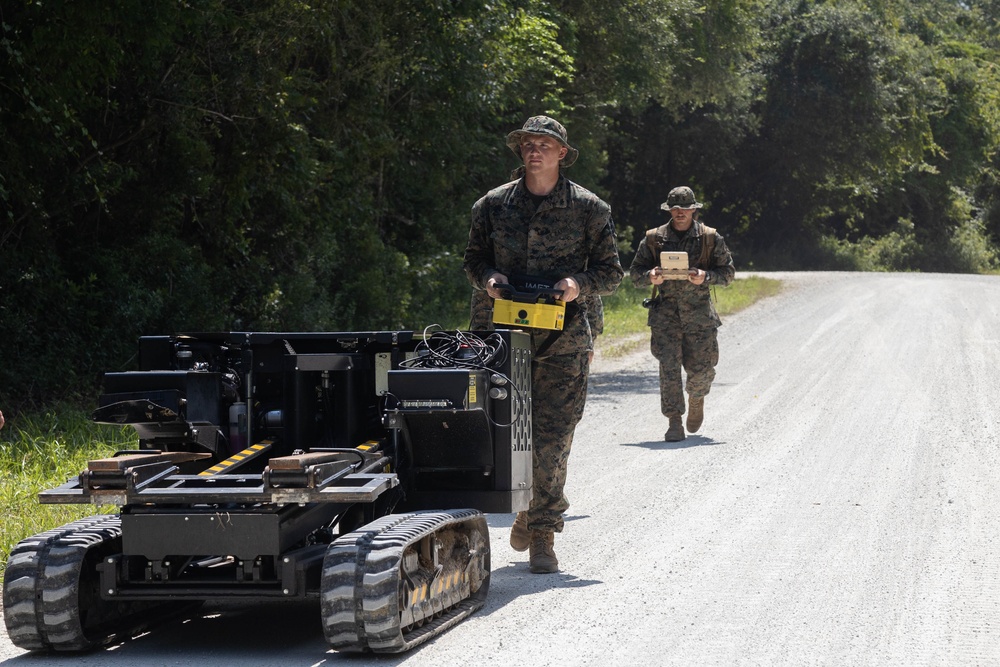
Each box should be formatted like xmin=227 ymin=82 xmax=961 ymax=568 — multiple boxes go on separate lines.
xmin=3 ymin=514 xmax=195 ymax=652
xmin=320 ymin=509 xmax=490 ymax=653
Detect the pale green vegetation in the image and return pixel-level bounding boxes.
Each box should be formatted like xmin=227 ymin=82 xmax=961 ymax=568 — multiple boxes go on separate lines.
xmin=5 ymin=1 xmax=1000 ymax=409
xmin=1 ymin=407 xmax=129 ymax=571
xmin=598 ymin=276 xmax=782 ymax=357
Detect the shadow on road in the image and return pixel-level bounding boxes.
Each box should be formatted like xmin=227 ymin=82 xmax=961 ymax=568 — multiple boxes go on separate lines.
xmin=619 ymin=435 xmax=722 ymax=450
xmin=481 ymin=564 xmax=602 ymax=608
xmin=1 ymin=599 xmax=338 ymax=666
xmin=587 ymin=369 xmax=658 ymax=396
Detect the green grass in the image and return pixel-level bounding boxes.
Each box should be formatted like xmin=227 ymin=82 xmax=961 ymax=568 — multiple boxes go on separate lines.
xmin=598 ymin=275 xmax=782 ymax=357
xmin=0 ymin=276 xmax=780 ymax=574
xmin=1 ymin=405 xmax=130 ymax=569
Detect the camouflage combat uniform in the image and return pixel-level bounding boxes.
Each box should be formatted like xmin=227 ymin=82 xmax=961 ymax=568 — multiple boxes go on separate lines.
xmin=628 ymin=219 xmax=735 ymax=417
xmin=464 ymin=174 xmax=623 ymax=533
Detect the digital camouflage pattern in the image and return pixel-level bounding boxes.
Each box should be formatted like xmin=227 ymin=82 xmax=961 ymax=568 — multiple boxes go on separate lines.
xmin=464 ymin=173 xmax=623 ymax=532
xmin=464 ymin=174 xmax=623 ymax=357
xmin=628 ymin=219 xmax=735 ymax=416
xmin=661 ymin=185 xmax=703 ymax=210
xmin=528 ymin=351 xmax=589 ymax=532
xmin=505 ymin=115 xmax=579 ymax=168
xmin=586 ymin=293 xmax=605 ymax=337
xmin=468 ymin=289 xmax=493 ymax=331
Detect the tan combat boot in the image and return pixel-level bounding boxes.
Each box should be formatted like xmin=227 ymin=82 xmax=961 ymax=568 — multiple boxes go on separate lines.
xmin=664 ymin=415 xmax=685 ymax=442
xmin=509 ymin=511 xmax=529 ymax=552
xmin=687 ymin=396 xmax=704 ymax=433
xmin=528 ymin=530 xmax=558 ymax=573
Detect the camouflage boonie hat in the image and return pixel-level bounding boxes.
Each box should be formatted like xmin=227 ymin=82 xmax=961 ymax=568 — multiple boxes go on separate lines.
xmin=660 ymin=185 xmax=703 ymax=210
xmin=506 ymin=115 xmax=579 ymax=168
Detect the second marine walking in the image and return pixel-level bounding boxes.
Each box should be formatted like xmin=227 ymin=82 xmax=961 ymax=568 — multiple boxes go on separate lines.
xmin=628 ymin=186 xmax=735 ymax=442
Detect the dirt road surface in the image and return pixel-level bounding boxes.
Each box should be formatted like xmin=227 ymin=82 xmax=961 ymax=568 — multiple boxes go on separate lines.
xmin=3 ymin=271 xmax=999 ymax=666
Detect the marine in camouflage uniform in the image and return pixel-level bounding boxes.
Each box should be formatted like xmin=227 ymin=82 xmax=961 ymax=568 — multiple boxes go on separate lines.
xmin=628 ymin=186 xmax=735 ymax=441
xmin=464 ymin=115 xmax=623 ymax=573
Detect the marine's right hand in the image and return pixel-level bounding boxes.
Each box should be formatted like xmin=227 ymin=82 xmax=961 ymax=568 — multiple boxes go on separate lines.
xmin=648 ymin=268 xmax=666 ymax=286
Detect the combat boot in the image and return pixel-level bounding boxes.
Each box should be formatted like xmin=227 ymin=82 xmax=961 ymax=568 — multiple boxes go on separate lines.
xmin=509 ymin=511 xmax=529 ymax=552
xmin=687 ymin=396 xmax=704 ymax=433
xmin=528 ymin=530 xmax=558 ymax=574
xmin=664 ymin=415 xmax=685 ymax=442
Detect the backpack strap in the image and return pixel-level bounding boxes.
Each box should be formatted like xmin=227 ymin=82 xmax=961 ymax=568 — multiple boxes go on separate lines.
xmin=645 ymin=227 xmax=660 ymax=253
xmin=699 ymin=225 xmax=719 ymax=302
xmin=644 ymin=227 xmax=661 ymax=300
xmin=698 ymin=225 xmax=716 ymax=269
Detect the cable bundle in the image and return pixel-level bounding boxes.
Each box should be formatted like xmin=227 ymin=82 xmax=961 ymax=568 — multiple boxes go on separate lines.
xmin=401 ymin=326 xmax=509 ymax=371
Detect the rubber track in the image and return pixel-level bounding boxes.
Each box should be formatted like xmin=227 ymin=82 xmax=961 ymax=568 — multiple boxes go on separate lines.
xmin=2 ymin=514 xmax=192 ymax=652
xmin=320 ymin=509 xmax=490 ymax=652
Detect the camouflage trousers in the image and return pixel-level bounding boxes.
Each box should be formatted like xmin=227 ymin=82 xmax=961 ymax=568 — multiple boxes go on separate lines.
xmin=650 ymin=325 xmax=719 ymax=417
xmin=527 ymin=350 xmax=590 ymax=533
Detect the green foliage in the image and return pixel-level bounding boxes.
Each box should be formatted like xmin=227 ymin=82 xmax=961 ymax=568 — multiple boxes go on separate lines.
xmin=815 ymin=220 xmax=923 ymax=271
xmin=725 ymin=1 xmax=933 ymax=251
xmin=0 ymin=406 xmax=126 ymax=568
xmin=0 ymin=0 xmax=579 ymax=404
xmin=3 ymin=0 xmax=1000 ymax=408
xmin=600 ymin=282 xmax=651 ymax=341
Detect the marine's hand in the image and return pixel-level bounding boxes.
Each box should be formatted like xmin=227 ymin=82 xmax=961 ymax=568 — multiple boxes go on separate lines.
xmin=648 ymin=268 xmax=666 ymax=286
xmin=689 ymin=268 xmax=706 ymax=285
xmin=486 ymin=273 xmax=509 ymax=299
xmin=554 ymin=276 xmax=580 ymax=302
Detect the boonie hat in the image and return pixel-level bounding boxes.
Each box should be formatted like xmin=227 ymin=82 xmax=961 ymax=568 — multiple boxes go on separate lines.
xmin=506 ymin=115 xmax=579 ymax=168
xmin=660 ymin=186 xmax=703 ymax=210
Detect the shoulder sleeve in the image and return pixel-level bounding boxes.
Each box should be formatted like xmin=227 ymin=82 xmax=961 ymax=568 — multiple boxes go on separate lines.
xmin=463 ymin=194 xmax=498 ymax=289
xmin=708 ymin=232 xmax=735 ymax=287
xmin=573 ymin=199 xmax=624 ymax=297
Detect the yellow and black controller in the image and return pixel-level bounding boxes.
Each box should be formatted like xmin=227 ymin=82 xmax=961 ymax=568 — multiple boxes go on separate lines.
xmin=491 ymin=284 xmax=566 ymax=331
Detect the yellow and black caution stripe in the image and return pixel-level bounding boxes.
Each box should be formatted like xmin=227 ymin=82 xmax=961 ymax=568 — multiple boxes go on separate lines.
xmin=357 ymin=440 xmax=379 ymax=452
xmin=198 ymin=441 xmax=273 ymax=476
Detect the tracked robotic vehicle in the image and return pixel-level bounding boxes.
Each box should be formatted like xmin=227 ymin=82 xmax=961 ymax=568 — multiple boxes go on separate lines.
xmin=3 ymin=329 xmax=531 ymax=653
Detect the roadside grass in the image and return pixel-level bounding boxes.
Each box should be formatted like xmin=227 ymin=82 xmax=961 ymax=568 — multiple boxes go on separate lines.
xmin=1 ymin=406 xmax=129 ymax=570
xmin=0 ymin=276 xmax=781 ymax=575
xmin=598 ymin=275 xmax=782 ymax=357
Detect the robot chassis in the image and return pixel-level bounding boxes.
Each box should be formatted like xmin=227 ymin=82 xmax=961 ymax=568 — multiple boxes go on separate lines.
xmin=2 ymin=329 xmax=532 ymax=653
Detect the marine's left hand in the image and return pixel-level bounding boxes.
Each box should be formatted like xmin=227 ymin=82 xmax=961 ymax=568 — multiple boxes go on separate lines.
xmin=689 ymin=269 xmax=707 ymax=286
xmin=554 ymin=276 xmax=580 ymax=302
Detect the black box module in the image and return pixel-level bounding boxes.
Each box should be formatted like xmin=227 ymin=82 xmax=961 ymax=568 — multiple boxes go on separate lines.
xmin=384 ymin=330 xmax=532 ymax=513
xmin=388 ymin=369 xmax=492 ymax=471
xmin=387 ymin=368 xmax=487 ymax=411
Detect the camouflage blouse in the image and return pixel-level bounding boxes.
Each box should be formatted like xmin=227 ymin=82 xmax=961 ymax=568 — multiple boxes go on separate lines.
xmin=628 ymin=219 xmax=736 ymax=328
xmin=463 ymin=175 xmax=623 ymax=356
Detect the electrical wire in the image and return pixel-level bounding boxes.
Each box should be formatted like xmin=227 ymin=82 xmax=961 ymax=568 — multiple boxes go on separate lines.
xmin=396 ymin=325 xmax=527 ymax=429
xmin=400 ymin=325 xmax=509 ymax=370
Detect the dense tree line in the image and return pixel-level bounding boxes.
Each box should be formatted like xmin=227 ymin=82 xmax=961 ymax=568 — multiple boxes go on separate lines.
xmin=2 ymin=0 xmax=999 ymax=406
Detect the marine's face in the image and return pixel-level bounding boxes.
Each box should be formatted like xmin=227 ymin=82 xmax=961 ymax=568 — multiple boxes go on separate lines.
xmin=670 ymin=207 xmax=696 ymax=231
xmin=520 ymin=134 xmax=567 ymax=174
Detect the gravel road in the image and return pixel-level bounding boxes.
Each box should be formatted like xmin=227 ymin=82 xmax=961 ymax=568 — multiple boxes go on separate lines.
xmin=3 ymin=271 xmax=999 ymax=666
